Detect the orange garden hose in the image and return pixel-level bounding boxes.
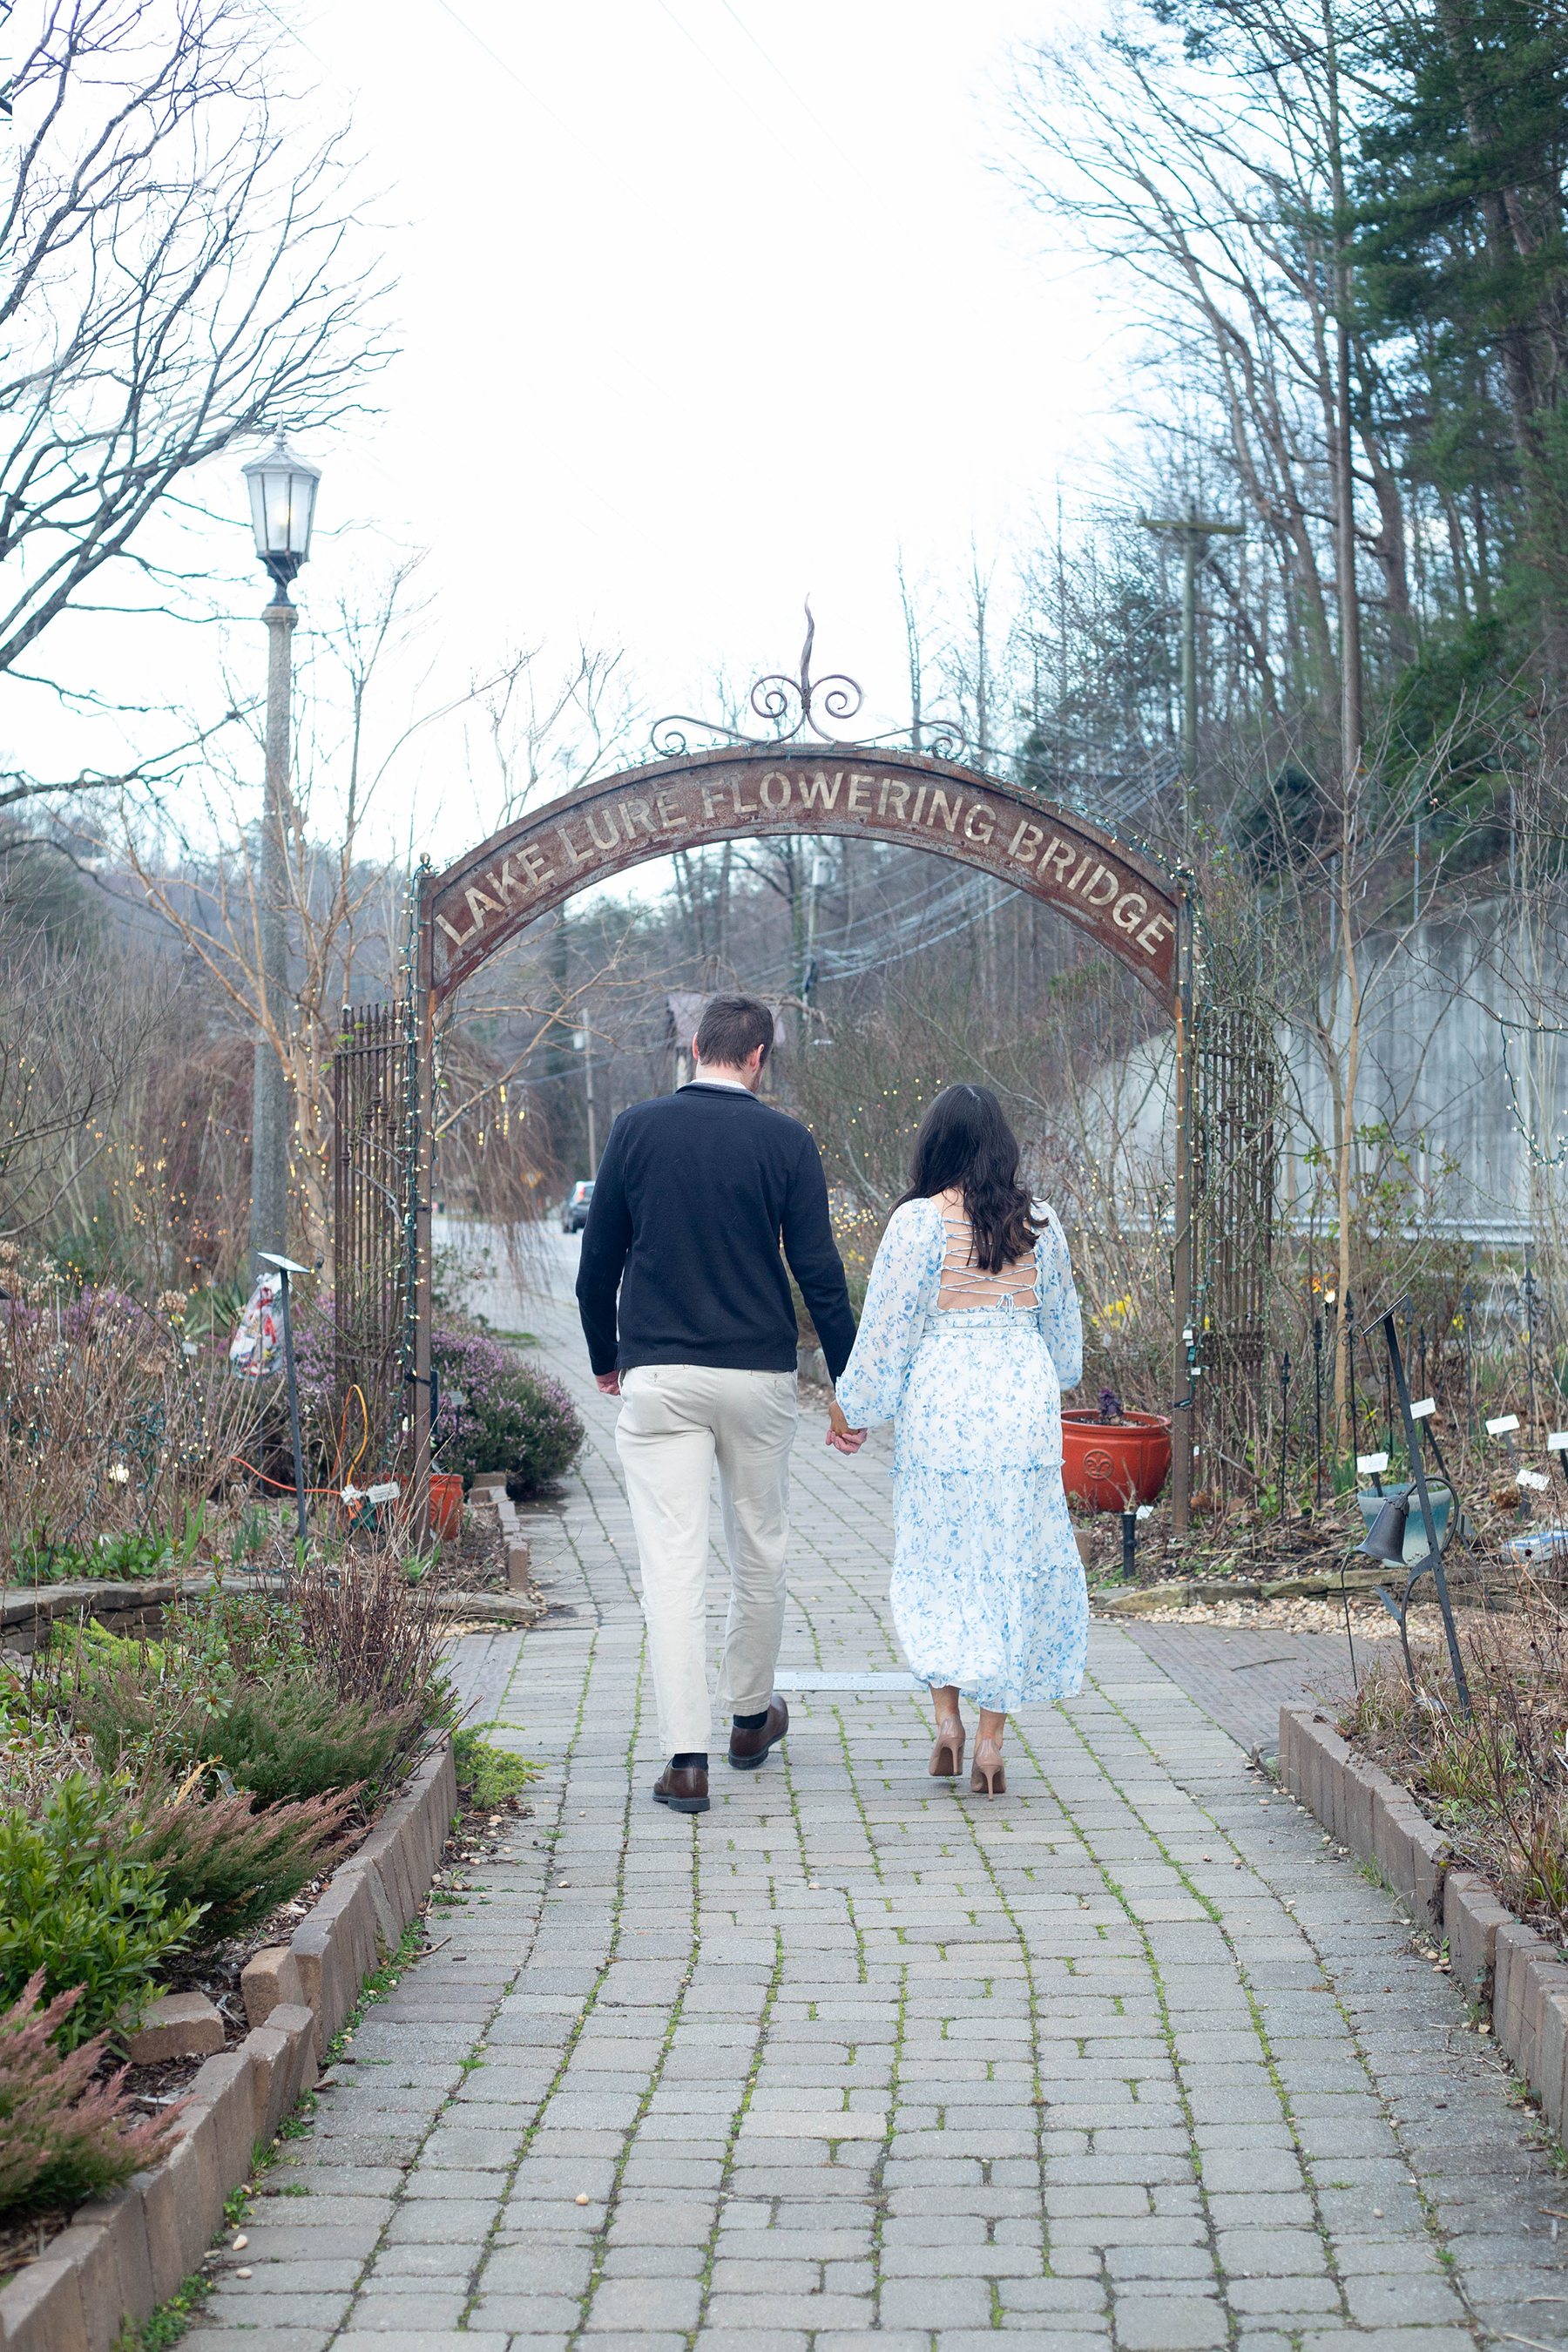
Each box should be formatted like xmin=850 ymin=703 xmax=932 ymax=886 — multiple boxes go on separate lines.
xmin=229 ymin=1385 xmax=381 ymax=1504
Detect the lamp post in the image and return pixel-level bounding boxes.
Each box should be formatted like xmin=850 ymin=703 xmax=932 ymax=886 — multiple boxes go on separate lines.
xmin=240 ymin=436 xmax=321 ymax=1279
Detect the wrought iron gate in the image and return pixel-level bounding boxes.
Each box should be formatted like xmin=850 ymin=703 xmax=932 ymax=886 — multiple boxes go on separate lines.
xmin=332 ymin=1001 xmax=413 ymax=1475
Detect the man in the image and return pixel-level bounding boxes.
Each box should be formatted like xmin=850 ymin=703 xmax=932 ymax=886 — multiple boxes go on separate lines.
xmin=576 ymin=993 xmax=858 ymax=1815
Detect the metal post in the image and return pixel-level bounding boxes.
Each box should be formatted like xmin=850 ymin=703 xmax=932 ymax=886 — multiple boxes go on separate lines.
xmin=1279 ymin=1350 xmax=1290 ymax=1518
xmin=1463 ymin=1280 xmax=1475 ymax=1437
xmin=250 ymin=592 xmax=296 ymax=1279
xmin=1346 ymin=1292 xmax=1358 ymax=1461
xmin=1524 ymin=1244 xmax=1538 ymax=1437
xmin=276 ymin=1267 xmax=308 ymax=1545
xmin=1181 ymin=526 xmax=1197 ymax=836
xmin=573 ymin=1031 xmax=598 ymax=1173
xmin=802 ymin=853 xmax=830 ymax=1004
xmin=1314 ymin=1311 xmax=1324 ymax=1505
xmin=1381 ymin=1306 xmax=1470 ymax=1713
xmin=412 ymin=884 xmax=436 ymax=1544
xmin=1171 ymin=887 xmax=1195 ymax=1538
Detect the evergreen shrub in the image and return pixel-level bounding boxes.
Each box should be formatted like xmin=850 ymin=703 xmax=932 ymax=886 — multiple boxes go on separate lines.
xmin=125 ymin=1781 xmax=355 ymax=1944
xmin=0 ymin=1777 xmax=197 ymax=2049
xmin=0 ymin=1970 xmax=182 ymax=2219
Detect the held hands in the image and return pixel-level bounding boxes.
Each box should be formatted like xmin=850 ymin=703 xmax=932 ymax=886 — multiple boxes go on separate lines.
xmin=596 ymin=1371 xmax=622 ymax=1396
xmin=827 ymin=1394 xmax=868 ymax=1455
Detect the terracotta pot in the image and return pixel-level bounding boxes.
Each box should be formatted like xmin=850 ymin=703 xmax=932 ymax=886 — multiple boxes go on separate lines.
xmin=1061 ymin=1409 xmax=1173 ymax=1511
xmin=429 ymin=1470 xmax=465 ymax=1541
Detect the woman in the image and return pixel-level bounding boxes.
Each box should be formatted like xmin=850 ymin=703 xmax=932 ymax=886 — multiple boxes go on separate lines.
xmin=830 ymin=1085 xmax=1085 ymax=1796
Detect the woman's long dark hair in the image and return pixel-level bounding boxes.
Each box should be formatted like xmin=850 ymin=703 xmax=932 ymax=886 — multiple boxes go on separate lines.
xmin=897 ymin=1085 xmax=1040 ymax=1273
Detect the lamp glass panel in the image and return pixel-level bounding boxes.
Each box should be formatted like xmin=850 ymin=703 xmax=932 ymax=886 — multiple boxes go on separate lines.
xmin=246 ymin=470 xmax=269 ymax=552
xmin=249 ymin=462 xmax=317 ymax=558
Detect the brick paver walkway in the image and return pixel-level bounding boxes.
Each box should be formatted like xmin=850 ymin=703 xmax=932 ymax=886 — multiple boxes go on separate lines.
xmin=1116 ymin=1624 xmax=1362 ymax=1762
xmin=195 ymin=1238 xmax=1568 ymax=2352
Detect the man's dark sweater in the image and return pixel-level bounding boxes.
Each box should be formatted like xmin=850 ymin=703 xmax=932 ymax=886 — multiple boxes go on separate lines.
xmin=575 ymin=1082 xmax=857 ymax=1382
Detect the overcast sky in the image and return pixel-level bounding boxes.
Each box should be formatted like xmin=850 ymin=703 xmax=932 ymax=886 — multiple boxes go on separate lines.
xmin=24 ymin=0 xmax=1131 ymax=861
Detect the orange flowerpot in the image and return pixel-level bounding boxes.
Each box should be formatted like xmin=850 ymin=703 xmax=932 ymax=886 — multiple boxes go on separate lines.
xmin=429 ymin=1470 xmax=465 ymax=1541
xmin=1061 ymin=1409 xmax=1173 ymax=1511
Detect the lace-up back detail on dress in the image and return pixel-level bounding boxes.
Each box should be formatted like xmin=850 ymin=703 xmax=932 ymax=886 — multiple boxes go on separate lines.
xmin=936 ymin=1192 xmax=1037 ymax=1315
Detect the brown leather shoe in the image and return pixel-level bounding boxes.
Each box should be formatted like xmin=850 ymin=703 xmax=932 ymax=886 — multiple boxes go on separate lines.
xmin=652 ymin=1762 xmax=709 ymax=1813
xmin=727 ymin=1695 xmax=788 ymax=1771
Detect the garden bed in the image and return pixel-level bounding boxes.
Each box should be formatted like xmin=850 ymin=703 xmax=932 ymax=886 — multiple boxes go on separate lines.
xmin=1280 ymin=1700 xmax=1568 ymax=2146
xmin=1333 ymin=1590 xmax=1568 ymax=1957
xmin=0 ymin=1720 xmax=539 ymax=2346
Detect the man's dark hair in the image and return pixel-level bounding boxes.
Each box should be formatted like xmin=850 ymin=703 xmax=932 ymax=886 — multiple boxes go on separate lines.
xmin=694 ymin=993 xmax=774 ymax=1071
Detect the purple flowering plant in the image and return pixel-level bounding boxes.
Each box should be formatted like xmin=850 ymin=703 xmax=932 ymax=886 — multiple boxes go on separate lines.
xmin=290 ymin=1297 xmax=584 ymax=1497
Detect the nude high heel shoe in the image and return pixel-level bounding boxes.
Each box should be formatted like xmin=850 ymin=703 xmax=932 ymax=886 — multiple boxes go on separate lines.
xmin=929 ymin=1717 xmax=965 ymax=1777
xmin=970 ymin=1736 xmax=1006 ymax=1798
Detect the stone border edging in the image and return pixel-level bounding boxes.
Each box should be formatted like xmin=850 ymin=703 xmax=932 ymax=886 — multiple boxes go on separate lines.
xmin=1281 ymin=1705 xmax=1568 ymax=2139
xmin=0 ymin=1732 xmax=457 ymax=2352
xmin=1098 ymin=1566 xmax=1391 ymax=1616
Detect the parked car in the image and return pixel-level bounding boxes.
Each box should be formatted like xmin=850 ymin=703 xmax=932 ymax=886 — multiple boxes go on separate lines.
xmin=561 ymin=1179 xmax=595 ymax=1233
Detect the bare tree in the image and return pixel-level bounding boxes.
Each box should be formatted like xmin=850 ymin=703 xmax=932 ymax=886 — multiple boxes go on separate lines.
xmin=0 ymin=865 xmax=172 ymax=1240
xmin=1 ymin=0 xmax=393 ymax=738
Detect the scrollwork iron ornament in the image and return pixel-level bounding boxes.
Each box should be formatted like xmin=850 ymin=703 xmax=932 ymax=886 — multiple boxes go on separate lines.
xmin=650 ymin=601 xmax=967 ymax=760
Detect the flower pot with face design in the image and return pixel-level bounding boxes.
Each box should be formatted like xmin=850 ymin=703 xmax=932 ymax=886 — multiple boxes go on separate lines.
xmin=1060 ymin=1409 xmax=1173 ymax=1512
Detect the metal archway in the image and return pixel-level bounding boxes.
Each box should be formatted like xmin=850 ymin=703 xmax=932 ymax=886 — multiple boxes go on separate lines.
xmin=407 ymin=741 xmax=1197 ymax=1531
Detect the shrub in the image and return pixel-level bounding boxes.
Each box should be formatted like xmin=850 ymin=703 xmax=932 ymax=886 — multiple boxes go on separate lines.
xmin=0 ymin=1274 xmax=252 ymax=1567
xmin=439 ymin=1362 xmax=584 ymax=1497
xmin=0 ymin=1775 xmax=198 ymax=2050
xmin=125 ymin=1781 xmax=355 ymax=1946
xmin=57 ymin=1623 xmax=230 ymax=1782
xmin=60 ymin=1566 xmax=446 ymax=1816
xmin=212 ymin=1680 xmax=422 ymax=1812
xmin=454 ymin=1727 xmax=541 ymax=1809
xmin=287 ymin=1546 xmax=453 ymax=1728
xmin=0 ymin=1970 xmax=183 ymax=2220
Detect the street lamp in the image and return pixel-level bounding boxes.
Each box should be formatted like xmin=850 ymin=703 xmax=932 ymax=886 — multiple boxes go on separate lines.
xmin=240 ymin=436 xmax=321 ymax=1276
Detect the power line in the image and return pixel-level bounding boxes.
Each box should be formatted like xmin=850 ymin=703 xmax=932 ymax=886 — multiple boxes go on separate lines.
xmin=427 ymin=0 xmax=641 ymax=199
xmin=647 ymin=0 xmax=813 ymax=171
xmin=713 ymin=0 xmax=882 ymax=199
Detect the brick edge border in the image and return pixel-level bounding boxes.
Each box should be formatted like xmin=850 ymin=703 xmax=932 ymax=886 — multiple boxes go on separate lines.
xmin=1281 ymin=1704 xmax=1568 ymax=2139
xmin=0 ymin=1734 xmax=458 ymax=2352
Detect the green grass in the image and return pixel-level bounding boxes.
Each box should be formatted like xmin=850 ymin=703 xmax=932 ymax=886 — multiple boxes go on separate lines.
xmin=112 ymin=2271 xmax=212 ymax=2352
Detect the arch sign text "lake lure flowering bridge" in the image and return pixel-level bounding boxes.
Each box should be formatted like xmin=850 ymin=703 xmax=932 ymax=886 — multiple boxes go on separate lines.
xmin=406 ymin=631 xmax=1198 ymax=1539
xmin=426 ymin=747 xmax=1183 ymax=1007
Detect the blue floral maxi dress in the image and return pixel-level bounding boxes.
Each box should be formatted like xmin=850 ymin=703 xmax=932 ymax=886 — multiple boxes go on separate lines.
xmin=835 ymin=1197 xmax=1087 ymax=1712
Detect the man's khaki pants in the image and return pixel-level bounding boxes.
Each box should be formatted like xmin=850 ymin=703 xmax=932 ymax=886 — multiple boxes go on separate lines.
xmin=615 ymin=1363 xmax=798 ymax=1758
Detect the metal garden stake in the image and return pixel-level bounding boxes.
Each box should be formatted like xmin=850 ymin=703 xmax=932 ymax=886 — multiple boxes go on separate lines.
xmin=258 ymin=1250 xmax=311 ymax=1543
xmin=1314 ymin=1312 xmax=1323 ymax=1506
xmin=1487 ymin=1414 xmax=1528 ymax=1520
xmin=1524 ymin=1247 xmax=1538 ymax=1437
xmin=1279 ymin=1350 xmax=1290 ymax=1519
xmin=1376 ymin=1303 xmax=1470 ymax=1715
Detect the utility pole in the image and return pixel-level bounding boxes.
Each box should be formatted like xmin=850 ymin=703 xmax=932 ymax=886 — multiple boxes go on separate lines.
xmin=1138 ymin=504 xmax=1243 ymax=841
